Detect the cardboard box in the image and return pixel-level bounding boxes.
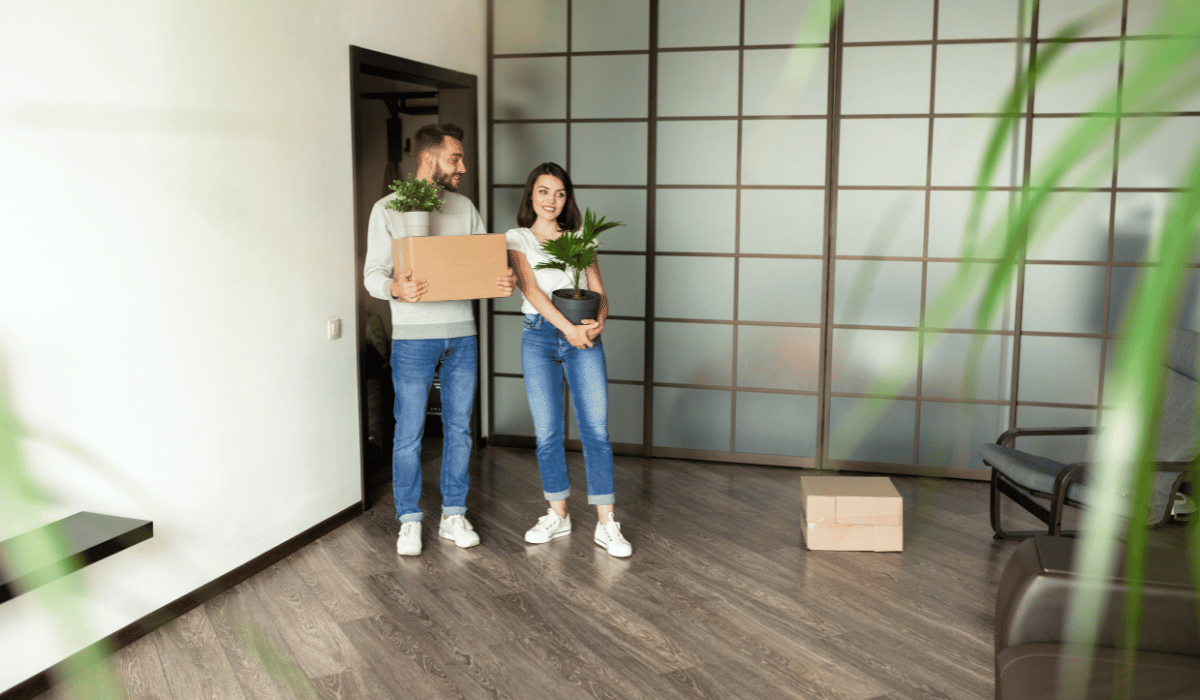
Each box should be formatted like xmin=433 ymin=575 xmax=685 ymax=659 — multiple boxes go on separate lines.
xmin=799 ymin=476 xmax=903 ymax=552
xmin=392 ymin=233 xmax=508 ymax=302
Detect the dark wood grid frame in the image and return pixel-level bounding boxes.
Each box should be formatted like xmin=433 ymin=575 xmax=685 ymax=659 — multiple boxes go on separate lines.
xmin=485 ymin=0 xmax=1200 ymax=479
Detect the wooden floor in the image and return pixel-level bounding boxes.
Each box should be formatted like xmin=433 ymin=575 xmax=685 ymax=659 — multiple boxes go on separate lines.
xmin=34 ymin=444 xmax=1190 ymax=700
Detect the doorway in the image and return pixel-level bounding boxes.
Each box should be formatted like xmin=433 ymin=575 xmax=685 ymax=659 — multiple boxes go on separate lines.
xmin=349 ymin=46 xmax=482 ymax=506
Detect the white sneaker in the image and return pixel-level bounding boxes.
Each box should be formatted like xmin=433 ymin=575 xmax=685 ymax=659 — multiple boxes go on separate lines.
xmin=594 ymin=518 xmax=632 ymax=558
xmin=525 ymin=509 xmax=572 ymax=544
xmin=396 ymin=521 xmax=422 ymax=556
xmin=439 ymin=514 xmax=481 ymax=548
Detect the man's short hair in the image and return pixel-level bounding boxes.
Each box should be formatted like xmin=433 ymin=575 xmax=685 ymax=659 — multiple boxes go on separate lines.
xmin=412 ymin=123 xmax=464 ymax=159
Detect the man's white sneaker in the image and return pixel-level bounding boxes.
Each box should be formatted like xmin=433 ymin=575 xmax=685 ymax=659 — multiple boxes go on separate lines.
xmin=439 ymin=514 xmax=481 ymax=548
xmin=525 ymin=509 xmax=572 ymax=544
xmin=396 ymin=521 xmax=422 ymax=556
xmin=594 ymin=518 xmax=632 ymax=558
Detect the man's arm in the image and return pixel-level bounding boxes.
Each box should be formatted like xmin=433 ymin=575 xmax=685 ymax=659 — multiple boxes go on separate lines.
xmin=364 ymin=201 xmax=426 ymax=302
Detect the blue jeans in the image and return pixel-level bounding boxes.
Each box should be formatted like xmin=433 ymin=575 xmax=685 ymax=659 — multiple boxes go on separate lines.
xmin=391 ymin=336 xmax=477 ymax=523
xmin=521 ymin=314 xmax=614 ymax=505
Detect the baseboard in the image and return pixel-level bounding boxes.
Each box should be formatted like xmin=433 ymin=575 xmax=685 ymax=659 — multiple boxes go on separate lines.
xmin=1 ymin=502 xmax=363 ymax=700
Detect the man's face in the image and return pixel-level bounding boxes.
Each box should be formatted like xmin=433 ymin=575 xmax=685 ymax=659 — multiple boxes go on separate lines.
xmin=429 ymin=136 xmax=466 ymax=192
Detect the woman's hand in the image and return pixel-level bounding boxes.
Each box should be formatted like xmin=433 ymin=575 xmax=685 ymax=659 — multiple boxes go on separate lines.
xmin=582 ymin=318 xmax=604 ymax=341
xmin=564 ymin=323 xmax=594 ymax=349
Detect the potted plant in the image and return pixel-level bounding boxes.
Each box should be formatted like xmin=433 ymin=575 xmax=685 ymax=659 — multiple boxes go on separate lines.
xmin=385 ymin=173 xmax=443 ymax=237
xmin=535 ymin=208 xmax=623 ymax=326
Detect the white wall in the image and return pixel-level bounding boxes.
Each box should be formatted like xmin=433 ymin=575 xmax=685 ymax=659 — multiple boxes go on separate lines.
xmin=0 ymin=0 xmax=487 ymax=691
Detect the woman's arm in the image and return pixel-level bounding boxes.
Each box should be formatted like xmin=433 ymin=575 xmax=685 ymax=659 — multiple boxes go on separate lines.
xmin=583 ymin=260 xmax=607 ymax=341
xmin=508 ymin=250 xmax=596 ymax=349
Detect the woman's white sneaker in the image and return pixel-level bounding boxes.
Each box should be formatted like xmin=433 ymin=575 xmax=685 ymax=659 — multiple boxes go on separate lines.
xmin=525 ymin=509 xmax=572 ymax=544
xmin=439 ymin=514 xmax=481 ymax=548
xmin=594 ymin=519 xmax=632 ymax=558
xmin=396 ymin=521 xmax=422 ymax=556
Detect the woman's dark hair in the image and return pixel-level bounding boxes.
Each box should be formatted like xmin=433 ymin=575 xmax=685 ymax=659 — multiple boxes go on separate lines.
xmin=516 ymin=162 xmax=582 ymax=232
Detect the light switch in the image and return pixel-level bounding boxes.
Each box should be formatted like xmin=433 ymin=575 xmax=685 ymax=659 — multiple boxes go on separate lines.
xmin=327 ymin=318 xmax=341 ymax=340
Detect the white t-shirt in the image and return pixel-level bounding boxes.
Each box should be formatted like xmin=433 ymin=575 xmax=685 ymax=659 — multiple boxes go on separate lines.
xmin=504 ymin=227 xmax=589 ymax=316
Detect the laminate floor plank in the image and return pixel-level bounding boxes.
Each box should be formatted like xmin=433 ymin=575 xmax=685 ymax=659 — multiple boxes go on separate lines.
xmin=151 ymin=607 xmax=249 ymax=700
xmin=110 ymin=634 xmax=174 ymax=700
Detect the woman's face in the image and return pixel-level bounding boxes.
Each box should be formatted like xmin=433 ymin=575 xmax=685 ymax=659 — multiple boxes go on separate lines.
xmin=531 ymin=173 xmax=567 ymax=226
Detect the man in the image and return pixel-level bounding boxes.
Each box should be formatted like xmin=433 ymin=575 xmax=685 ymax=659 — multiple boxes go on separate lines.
xmin=364 ymin=123 xmax=515 ymax=556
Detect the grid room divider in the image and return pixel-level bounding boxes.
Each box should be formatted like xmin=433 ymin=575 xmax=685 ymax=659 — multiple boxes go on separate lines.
xmin=485 ymin=0 xmax=1200 ymax=479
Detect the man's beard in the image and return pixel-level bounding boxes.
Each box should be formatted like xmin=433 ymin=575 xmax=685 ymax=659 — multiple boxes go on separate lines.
xmin=432 ymin=164 xmax=460 ymax=192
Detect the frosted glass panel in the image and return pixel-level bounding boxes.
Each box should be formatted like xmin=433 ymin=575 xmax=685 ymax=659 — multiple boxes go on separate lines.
xmin=1107 ymin=265 xmax=1141 ymax=333
xmin=830 ymin=329 xmax=919 ymax=395
xmin=1038 ymin=0 xmax=1123 ymax=38
xmin=925 ymin=262 xmax=1017 ymax=331
xmin=571 ymin=0 xmax=649 ymax=51
xmin=842 ymin=0 xmax=934 ymax=42
xmin=654 ymin=321 xmax=733 ymax=385
xmin=493 ymin=122 xmax=567 ymax=184
xmin=1011 ymin=405 xmax=1097 ymax=465
xmin=659 ymin=0 xmax=740 ymax=47
xmin=576 ymin=189 xmax=647 ymax=252
xmin=655 ymin=256 xmax=735 ymax=320
xmin=835 ymin=189 xmax=925 ymax=258
xmin=1112 ymin=191 xmax=1172 ymax=263
xmin=934 ymin=44 xmax=1022 ymax=114
xmin=598 ymin=254 xmax=646 ymax=318
xmin=1021 ymin=264 xmax=1108 ymax=334
xmin=1033 ymin=40 xmax=1120 ymax=114
xmin=597 ymin=319 xmax=645 ymax=382
xmin=571 ymin=55 xmax=648 ymax=119
xmin=738 ymin=258 xmax=824 ymax=324
xmin=938 ymin=0 xmax=1022 ymax=40
xmin=828 ymin=397 xmax=916 ymax=464
xmin=1123 ymin=41 xmax=1200 ymax=111
xmin=1030 ymin=117 xmax=1115 ymax=188
xmin=1018 ymin=336 xmax=1102 ymax=405
xmin=745 ymin=0 xmax=832 ymax=45
xmin=588 ymin=383 xmax=643 ymax=444
xmin=492 ymin=314 xmax=526 ymax=375
xmin=494 ymin=376 xmax=536 ymax=436
xmin=737 ymin=325 xmax=820 ymax=391
xmin=571 ymin=122 xmax=647 ymax=186
xmin=741 ymin=120 xmax=827 ymax=186
xmin=490 ymin=185 xmax=524 ymax=233
xmin=740 ymin=189 xmax=826 ymax=256
xmin=493 ymin=57 xmax=566 ymax=120
xmin=1117 ymin=117 xmax=1200 ymax=189
xmin=743 ymin=48 xmax=829 ymax=116
xmin=1126 ymin=2 xmax=1175 ymax=36
xmin=735 ymin=393 xmax=818 ymax=457
xmin=838 ymin=118 xmax=929 ymax=186
xmin=927 ymin=189 xmax=1019 ymax=259
xmin=1028 ymin=191 xmax=1111 ymax=261
xmin=656 ymin=120 xmax=739 ymax=185
xmin=494 ymin=0 xmax=567 ymax=54
xmin=493 ymin=294 xmax=525 ymax=314
xmin=931 ymin=117 xmax=1023 ymax=188
xmin=657 ymin=51 xmax=740 ymax=117
xmin=840 ymin=46 xmax=932 ymax=115
xmin=919 ymin=402 xmax=1010 ymax=471
xmin=656 ymin=189 xmax=736 ymax=253
xmin=832 ymin=260 xmax=923 ymax=327
xmin=921 ymin=332 xmax=1012 ymax=401
xmin=653 ymin=387 xmax=732 ymax=451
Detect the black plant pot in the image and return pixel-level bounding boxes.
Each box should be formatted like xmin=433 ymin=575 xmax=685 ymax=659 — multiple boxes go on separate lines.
xmin=551 ymin=289 xmax=602 ymax=326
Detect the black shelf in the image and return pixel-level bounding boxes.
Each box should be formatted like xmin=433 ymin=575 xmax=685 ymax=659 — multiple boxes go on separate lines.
xmin=0 ymin=512 xmax=153 ymax=603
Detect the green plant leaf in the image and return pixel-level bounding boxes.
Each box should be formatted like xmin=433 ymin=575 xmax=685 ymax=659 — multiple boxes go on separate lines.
xmin=534 ymin=208 xmax=622 ymax=298
xmin=383 ymin=173 xmax=444 ymax=213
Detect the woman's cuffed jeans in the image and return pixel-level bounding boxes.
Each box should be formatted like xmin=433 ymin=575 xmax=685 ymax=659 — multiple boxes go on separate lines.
xmin=520 ymin=314 xmax=615 ymax=505
xmin=391 ymin=335 xmax=477 ymax=523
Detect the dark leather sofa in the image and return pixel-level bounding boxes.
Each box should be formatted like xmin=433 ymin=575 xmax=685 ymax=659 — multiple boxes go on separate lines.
xmin=995 ymin=536 xmax=1200 ymax=699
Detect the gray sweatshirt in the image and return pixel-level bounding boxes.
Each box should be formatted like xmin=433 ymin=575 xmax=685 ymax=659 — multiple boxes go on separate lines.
xmin=363 ymin=190 xmax=487 ymax=339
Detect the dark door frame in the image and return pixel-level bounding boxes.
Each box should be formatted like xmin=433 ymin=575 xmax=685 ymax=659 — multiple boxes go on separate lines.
xmin=349 ymin=46 xmax=483 ymax=508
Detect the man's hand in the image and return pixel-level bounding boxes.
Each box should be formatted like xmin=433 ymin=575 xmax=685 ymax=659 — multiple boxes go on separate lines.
xmin=391 ymin=270 xmax=427 ymax=303
xmin=496 ymin=267 xmax=516 ymax=297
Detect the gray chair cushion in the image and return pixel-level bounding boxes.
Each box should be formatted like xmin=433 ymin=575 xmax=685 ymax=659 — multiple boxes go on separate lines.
xmin=981 ymin=443 xmax=1088 ymax=503
xmin=1156 ymin=367 xmax=1199 ymax=463
xmin=1167 ymin=328 xmax=1199 ymax=379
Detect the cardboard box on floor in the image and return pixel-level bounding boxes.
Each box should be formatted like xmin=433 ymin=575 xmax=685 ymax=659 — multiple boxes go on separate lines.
xmin=393 ymin=233 xmax=508 ymax=302
xmin=799 ymin=476 xmax=903 ymax=552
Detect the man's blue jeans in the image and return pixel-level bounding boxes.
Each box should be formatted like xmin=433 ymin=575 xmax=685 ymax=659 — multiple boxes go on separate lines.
xmin=391 ymin=336 xmax=477 ymax=523
xmin=520 ymin=314 xmax=614 ymax=505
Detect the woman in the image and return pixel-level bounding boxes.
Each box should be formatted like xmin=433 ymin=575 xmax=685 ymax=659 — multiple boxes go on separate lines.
xmin=504 ymin=162 xmax=631 ymax=558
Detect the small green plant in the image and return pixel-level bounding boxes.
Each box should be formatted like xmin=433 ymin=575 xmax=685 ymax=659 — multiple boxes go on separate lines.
xmin=384 ymin=173 xmax=444 ymax=213
xmin=534 ymin=208 xmax=623 ymax=299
